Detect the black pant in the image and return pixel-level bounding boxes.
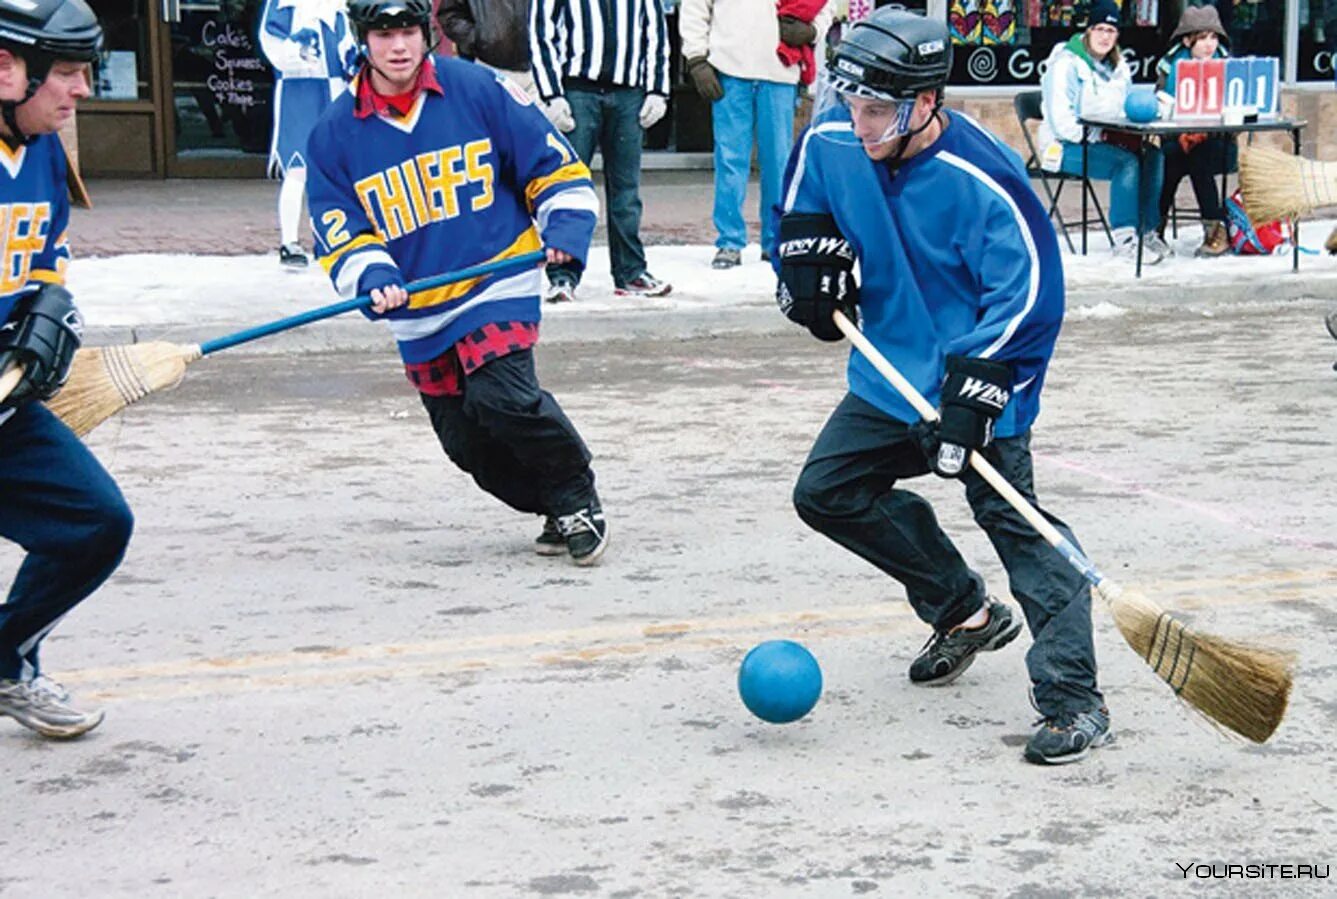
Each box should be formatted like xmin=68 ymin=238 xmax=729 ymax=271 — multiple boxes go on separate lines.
xmin=0 ymin=404 xmax=133 ymax=681
xmin=419 ymin=348 xmax=596 ymax=518
xmin=1158 ymin=134 xmax=1237 ymax=226
xmin=792 ymin=392 xmax=1102 ymax=717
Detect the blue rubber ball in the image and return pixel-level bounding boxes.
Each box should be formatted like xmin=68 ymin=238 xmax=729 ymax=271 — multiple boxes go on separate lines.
xmin=1124 ymin=88 xmax=1159 ymax=123
xmin=738 ymin=640 xmax=822 ymax=724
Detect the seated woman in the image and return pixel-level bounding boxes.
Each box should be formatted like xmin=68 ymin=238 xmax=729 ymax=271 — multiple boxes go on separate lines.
xmin=1038 ymin=0 xmax=1168 ymax=263
xmin=1155 ymin=5 xmax=1234 ymax=257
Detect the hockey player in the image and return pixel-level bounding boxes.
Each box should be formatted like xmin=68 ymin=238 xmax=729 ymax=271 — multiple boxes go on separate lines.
xmin=305 ymin=0 xmax=609 ymax=565
xmin=0 ymin=0 xmax=132 ymax=738
xmin=257 ymin=0 xmax=360 ymax=268
xmin=773 ymin=8 xmax=1109 ymax=763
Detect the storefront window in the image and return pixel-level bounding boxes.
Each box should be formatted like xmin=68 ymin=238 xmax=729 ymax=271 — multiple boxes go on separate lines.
xmin=90 ymin=0 xmax=152 ymax=100
xmin=171 ymin=0 xmax=274 ymax=158
xmin=1299 ymin=0 xmax=1337 ymax=79
xmin=944 ymin=0 xmax=1284 ymax=86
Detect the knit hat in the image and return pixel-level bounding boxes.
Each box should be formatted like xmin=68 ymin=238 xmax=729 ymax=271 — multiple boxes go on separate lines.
xmin=1170 ymin=4 xmax=1228 ymax=44
xmin=1084 ymin=0 xmax=1121 ymax=29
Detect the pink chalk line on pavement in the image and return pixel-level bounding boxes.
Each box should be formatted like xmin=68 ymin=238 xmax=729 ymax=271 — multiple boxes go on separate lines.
xmin=1041 ymin=455 xmax=1337 ymax=554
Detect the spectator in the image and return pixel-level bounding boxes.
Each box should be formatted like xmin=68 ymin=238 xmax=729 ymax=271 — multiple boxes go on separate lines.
xmin=437 ymin=0 xmax=537 ymax=101
xmin=681 ymin=0 xmax=835 ymax=269
xmin=1155 ymin=5 xmax=1233 ymax=257
xmin=1038 ymin=0 xmax=1168 ymax=263
xmin=531 ymin=0 xmax=673 ymax=302
xmin=257 ymin=0 xmax=359 ymax=268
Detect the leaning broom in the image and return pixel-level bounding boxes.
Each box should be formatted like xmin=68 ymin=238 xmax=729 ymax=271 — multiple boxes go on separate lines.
xmin=1238 ymin=145 xmax=1337 ymax=225
xmin=19 ymin=252 xmax=545 ymax=436
xmin=831 ymin=310 xmax=1294 ymax=745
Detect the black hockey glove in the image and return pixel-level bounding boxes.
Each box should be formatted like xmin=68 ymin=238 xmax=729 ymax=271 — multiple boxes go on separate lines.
xmin=0 ymin=284 xmax=83 ymax=408
xmin=775 ymin=213 xmax=859 ymax=342
xmin=916 ymin=354 xmax=1012 ymax=478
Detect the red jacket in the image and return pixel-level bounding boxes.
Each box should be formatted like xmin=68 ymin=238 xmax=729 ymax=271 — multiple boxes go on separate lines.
xmin=776 ymin=0 xmax=827 ymax=85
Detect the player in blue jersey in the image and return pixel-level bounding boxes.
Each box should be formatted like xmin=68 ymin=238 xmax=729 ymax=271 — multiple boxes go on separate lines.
xmin=0 ymin=0 xmax=132 ymax=739
xmin=306 ymin=0 xmax=609 ymax=565
xmin=772 ymin=8 xmax=1109 ymax=764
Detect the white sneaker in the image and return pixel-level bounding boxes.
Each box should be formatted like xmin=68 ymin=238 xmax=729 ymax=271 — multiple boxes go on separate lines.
xmin=545 ymin=280 xmax=576 ymax=303
xmin=1110 ymin=228 xmax=1138 ymax=260
xmin=1143 ymin=232 xmax=1173 ymax=261
xmin=0 ymin=676 xmax=104 ymax=739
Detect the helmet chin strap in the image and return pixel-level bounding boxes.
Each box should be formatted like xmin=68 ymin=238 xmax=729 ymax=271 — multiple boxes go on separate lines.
xmin=359 ymin=27 xmax=440 ymax=91
xmin=0 ymin=76 xmax=43 ymax=146
xmin=883 ymin=94 xmax=944 ymax=171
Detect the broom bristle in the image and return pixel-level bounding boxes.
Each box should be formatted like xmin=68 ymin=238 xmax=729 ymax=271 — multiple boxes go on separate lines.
xmin=1098 ymin=583 xmax=1294 ymax=743
xmin=1239 ymin=146 xmax=1337 ymax=223
xmin=46 ymin=341 xmax=201 ymax=436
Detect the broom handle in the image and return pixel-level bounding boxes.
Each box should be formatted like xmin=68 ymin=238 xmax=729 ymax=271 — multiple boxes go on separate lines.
xmin=831 ymin=310 xmax=1107 ymax=589
xmin=198 ymin=250 xmax=548 ymax=356
xmin=0 ymin=363 xmax=20 ymax=403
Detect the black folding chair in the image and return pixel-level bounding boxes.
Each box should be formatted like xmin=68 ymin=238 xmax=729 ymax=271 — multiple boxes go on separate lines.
xmin=1014 ymin=90 xmax=1112 ymax=253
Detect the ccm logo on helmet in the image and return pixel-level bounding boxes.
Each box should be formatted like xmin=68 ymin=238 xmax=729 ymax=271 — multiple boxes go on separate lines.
xmin=835 ymin=58 xmax=865 ymax=77
xmin=916 ymin=39 xmax=945 ymax=55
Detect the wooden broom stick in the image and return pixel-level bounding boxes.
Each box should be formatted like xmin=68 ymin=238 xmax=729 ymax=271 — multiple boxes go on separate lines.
xmin=44 ymin=251 xmax=547 ymax=437
xmin=832 ymin=310 xmax=1294 ymax=743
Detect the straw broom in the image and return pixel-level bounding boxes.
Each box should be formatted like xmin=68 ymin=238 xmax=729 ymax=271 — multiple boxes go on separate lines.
xmin=1238 ymin=145 xmax=1337 ymax=223
xmin=41 ymin=251 xmax=546 ymax=437
xmin=831 ymin=310 xmax=1294 ymax=743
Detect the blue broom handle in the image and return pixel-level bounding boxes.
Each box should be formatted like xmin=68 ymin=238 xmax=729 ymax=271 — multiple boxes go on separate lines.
xmin=198 ymin=250 xmax=547 ymax=356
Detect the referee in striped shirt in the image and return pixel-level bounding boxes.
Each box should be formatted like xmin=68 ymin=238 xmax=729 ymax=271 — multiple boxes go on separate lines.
xmin=531 ymin=0 xmax=674 ymax=301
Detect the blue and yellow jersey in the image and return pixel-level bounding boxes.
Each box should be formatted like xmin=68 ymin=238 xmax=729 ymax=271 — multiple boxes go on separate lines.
xmin=306 ymin=55 xmax=599 ymax=364
xmin=0 ymin=133 xmax=71 ymax=325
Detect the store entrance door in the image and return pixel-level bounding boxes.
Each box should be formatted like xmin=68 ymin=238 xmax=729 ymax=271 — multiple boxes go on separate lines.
xmin=158 ymin=0 xmax=274 ymax=176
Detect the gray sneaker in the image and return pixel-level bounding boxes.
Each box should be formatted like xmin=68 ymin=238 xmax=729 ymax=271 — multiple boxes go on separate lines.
xmin=1025 ymin=706 xmax=1112 ymax=765
xmin=908 ymin=599 xmax=1022 ymax=685
xmin=712 ymin=247 xmax=742 ymax=269
xmin=0 ymin=676 xmax=105 ymax=739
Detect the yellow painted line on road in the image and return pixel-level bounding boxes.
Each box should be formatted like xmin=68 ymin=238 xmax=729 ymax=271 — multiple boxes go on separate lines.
xmin=56 ymin=567 xmax=1335 ymax=705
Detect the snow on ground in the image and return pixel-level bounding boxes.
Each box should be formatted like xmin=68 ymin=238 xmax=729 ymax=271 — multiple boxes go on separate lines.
xmin=66 ymin=220 xmax=1337 ymax=330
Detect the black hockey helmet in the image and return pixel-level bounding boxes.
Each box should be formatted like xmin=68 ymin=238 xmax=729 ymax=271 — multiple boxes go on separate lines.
xmin=830 ymin=8 xmax=952 ymax=101
xmin=347 ymin=0 xmax=432 ymax=43
xmin=0 ymin=0 xmax=103 ymax=89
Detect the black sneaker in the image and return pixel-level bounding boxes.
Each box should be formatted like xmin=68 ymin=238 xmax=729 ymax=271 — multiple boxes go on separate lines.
xmin=557 ymin=506 xmax=608 ymax=566
xmin=534 ymin=516 xmax=566 ymax=556
xmin=1024 ymin=706 xmax=1112 ymax=765
xmin=279 ymin=243 xmax=308 ymax=268
xmin=908 ymin=599 xmax=1022 ymax=685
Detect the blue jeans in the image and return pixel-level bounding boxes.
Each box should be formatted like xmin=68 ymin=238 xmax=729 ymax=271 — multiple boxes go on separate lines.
xmin=711 ymin=74 xmax=797 ymax=252
xmin=553 ymin=84 xmax=647 ymax=288
xmin=792 ymin=393 xmax=1103 ymax=717
xmin=0 ymin=403 xmax=133 ymax=681
xmin=1061 ymin=140 xmax=1164 ymax=235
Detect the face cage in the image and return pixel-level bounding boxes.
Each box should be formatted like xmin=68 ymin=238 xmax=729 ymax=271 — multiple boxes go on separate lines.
xmin=819 ymin=74 xmax=918 ymax=145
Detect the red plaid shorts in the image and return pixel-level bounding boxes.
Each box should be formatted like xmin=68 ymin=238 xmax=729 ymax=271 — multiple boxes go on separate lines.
xmin=404 ymin=321 xmax=540 ymax=397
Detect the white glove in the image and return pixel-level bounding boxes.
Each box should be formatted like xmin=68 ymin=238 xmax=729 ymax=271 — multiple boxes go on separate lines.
xmin=542 ymin=97 xmax=576 ymax=133
xmin=639 ymin=94 xmax=667 ymax=129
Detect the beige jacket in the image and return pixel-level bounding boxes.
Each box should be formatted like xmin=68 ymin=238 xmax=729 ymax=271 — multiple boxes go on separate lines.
xmin=680 ymin=0 xmax=835 ymax=85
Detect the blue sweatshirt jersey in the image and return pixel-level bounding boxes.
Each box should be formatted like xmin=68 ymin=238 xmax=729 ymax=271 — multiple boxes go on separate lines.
xmin=774 ymin=109 xmax=1066 ymax=437
xmin=0 ymin=134 xmax=71 ymax=325
xmin=306 ymin=55 xmax=599 ymax=363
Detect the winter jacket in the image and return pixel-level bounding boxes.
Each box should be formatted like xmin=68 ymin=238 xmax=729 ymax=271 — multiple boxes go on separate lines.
xmin=1037 ymin=34 xmax=1132 ymax=169
xmin=437 ymin=0 xmax=530 ymax=72
xmin=680 ymin=0 xmax=834 ymax=85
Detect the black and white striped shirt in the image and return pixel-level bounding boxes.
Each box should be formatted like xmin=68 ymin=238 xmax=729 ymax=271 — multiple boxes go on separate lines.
xmin=530 ymin=0 xmax=671 ymax=101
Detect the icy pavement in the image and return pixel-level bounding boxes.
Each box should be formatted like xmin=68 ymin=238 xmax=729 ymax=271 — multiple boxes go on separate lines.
xmin=66 ymin=225 xmax=1337 ymax=348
